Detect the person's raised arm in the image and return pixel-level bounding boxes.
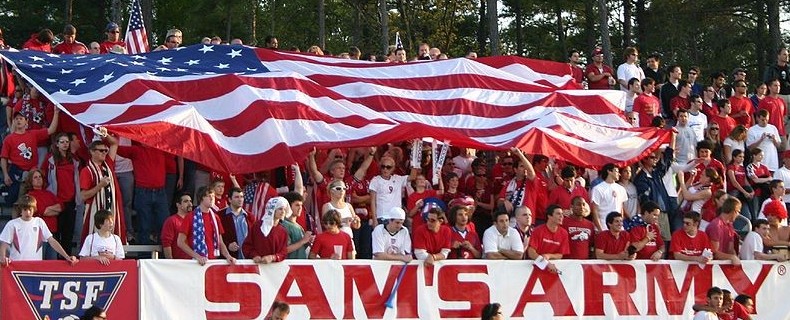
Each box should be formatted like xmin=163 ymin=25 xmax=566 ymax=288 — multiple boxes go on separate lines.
xmin=511 ymin=147 xmax=536 ymax=180
xmin=46 ymin=107 xmax=60 ymax=135
xmin=353 ymin=147 xmax=376 ymax=181
xmin=306 ymin=147 xmax=325 ymax=185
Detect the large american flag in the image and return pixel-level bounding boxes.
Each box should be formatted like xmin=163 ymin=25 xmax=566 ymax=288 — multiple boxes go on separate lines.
xmin=124 ymin=0 xmax=149 ymax=54
xmin=0 ymin=45 xmax=670 ymax=173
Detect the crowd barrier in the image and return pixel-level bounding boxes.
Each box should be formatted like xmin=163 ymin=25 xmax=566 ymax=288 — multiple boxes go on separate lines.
xmin=1 ymin=259 xmax=788 ymax=319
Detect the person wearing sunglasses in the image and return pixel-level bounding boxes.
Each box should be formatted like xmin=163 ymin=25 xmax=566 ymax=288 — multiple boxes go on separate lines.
xmin=322 ymin=180 xmax=360 ymax=257
xmin=78 ymin=127 xmax=127 ymax=246
xmin=369 ymin=155 xmax=418 ymax=227
xmin=99 ymin=22 xmax=124 ymax=54
xmin=413 ymin=207 xmax=451 ymax=265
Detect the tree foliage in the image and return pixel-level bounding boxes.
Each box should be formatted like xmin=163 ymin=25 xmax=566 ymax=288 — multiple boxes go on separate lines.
xmin=0 ymin=0 xmax=789 ymax=85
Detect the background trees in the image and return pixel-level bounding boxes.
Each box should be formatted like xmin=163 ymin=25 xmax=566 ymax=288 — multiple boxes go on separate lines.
xmin=1 ymin=0 xmax=789 ymax=85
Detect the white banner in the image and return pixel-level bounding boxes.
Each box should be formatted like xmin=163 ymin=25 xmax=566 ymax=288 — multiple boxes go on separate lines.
xmin=139 ymin=260 xmax=790 ymax=319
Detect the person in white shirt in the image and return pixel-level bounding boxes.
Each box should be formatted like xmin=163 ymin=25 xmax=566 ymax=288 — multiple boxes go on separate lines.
xmin=79 ymin=209 xmax=125 ymax=265
xmin=693 ymin=287 xmax=724 ymax=320
xmin=0 ymin=195 xmax=78 ymax=266
xmin=773 ymin=151 xmax=790 ymax=208
xmin=617 ymin=47 xmax=645 ymax=92
xmin=590 ymin=163 xmax=628 ymax=231
xmin=740 ymin=219 xmax=786 ymax=261
xmin=372 ymin=207 xmax=412 ymax=262
xmin=746 ymin=109 xmax=781 ymax=172
xmin=482 ymin=211 xmax=524 ymax=259
xmin=369 ymin=156 xmax=417 ymax=226
xmin=687 ymin=94 xmax=708 ymax=142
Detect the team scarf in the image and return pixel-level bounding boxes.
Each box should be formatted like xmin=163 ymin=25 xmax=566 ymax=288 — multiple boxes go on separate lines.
xmin=80 ymin=159 xmax=126 ymax=245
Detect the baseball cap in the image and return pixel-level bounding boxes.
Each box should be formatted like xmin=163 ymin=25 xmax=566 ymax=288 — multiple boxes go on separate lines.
xmin=592 ymin=48 xmax=603 ymax=56
xmin=764 ymin=200 xmax=788 ymax=220
xmin=387 ymin=207 xmax=406 ymax=220
xmin=12 ymin=111 xmax=24 ymax=119
xmin=106 ymin=22 xmax=119 ymax=32
xmin=421 ymin=197 xmax=447 ymax=221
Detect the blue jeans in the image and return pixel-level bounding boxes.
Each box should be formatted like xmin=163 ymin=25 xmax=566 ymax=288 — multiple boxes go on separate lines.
xmin=116 ymin=171 xmax=135 ymax=235
xmin=165 ymin=173 xmax=178 ymax=213
xmin=42 ymin=241 xmax=58 ymax=260
xmin=134 ymin=187 xmax=170 ymax=245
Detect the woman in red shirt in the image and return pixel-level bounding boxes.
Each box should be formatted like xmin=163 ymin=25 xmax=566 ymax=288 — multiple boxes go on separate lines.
xmin=44 ymin=132 xmax=79 ymax=254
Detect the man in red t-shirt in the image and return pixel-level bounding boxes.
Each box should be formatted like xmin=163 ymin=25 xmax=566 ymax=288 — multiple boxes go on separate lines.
xmin=527 ymin=205 xmax=569 ymax=273
xmin=628 ymin=201 xmax=665 ymax=260
xmin=99 ymin=22 xmax=125 ymax=54
xmin=548 ymin=166 xmax=589 ymax=211
xmin=759 ymin=79 xmax=787 ymax=137
xmin=161 ymin=193 xmax=192 ymax=259
xmin=447 ymin=205 xmax=482 ymax=259
xmin=562 ymin=196 xmax=595 ymax=259
xmin=710 ymin=99 xmax=737 ymax=142
xmin=670 ymin=211 xmax=712 ymax=263
xmin=706 ymin=197 xmax=741 ymax=264
xmin=22 ymin=29 xmax=54 ymax=52
xmin=729 ymin=80 xmax=753 ymax=127
xmin=413 ymin=208 xmax=452 ymax=265
xmin=585 ymin=48 xmax=615 ymax=90
xmin=595 ymin=211 xmax=635 ymax=260
xmin=52 ymin=25 xmax=88 ymax=55
xmin=632 ymin=78 xmax=660 ymax=127
xmin=177 ymin=186 xmax=235 ymax=265
xmin=2 ymin=109 xmax=59 ymax=205
xmin=117 ymin=143 xmax=170 ymax=244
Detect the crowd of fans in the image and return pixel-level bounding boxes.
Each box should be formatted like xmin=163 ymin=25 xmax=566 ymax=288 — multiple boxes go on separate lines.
xmin=0 ymin=22 xmax=785 ymax=318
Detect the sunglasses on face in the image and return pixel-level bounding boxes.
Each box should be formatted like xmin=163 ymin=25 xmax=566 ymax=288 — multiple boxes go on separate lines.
xmin=380 ymin=165 xmax=394 ymax=170
xmin=92 ymin=148 xmax=109 ymax=153
xmin=331 ymin=186 xmax=346 ymax=191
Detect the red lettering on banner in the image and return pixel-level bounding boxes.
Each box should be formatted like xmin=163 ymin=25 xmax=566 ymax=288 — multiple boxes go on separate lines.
xmin=342 ymin=264 xmax=418 ymax=319
xmin=512 ymin=268 xmax=576 ymax=316
xmin=204 ymin=265 xmax=262 ymax=319
xmin=645 ymin=264 xmax=712 ymax=315
xmin=437 ymin=265 xmax=490 ymax=318
xmin=720 ymin=264 xmax=772 ymax=310
xmin=582 ymin=264 xmax=639 ymax=316
xmin=276 ymin=265 xmax=334 ymax=319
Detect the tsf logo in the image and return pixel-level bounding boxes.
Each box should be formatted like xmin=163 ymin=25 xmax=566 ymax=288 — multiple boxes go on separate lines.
xmin=11 ymin=271 xmax=127 ymax=320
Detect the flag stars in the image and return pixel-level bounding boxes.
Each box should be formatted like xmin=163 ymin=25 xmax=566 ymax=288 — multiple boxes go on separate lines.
xmin=130 ymin=61 xmax=145 ymax=66
xmin=29 ymin=64 xmax=43 ymax=69
xmin=157 ymin=57 xmax=173 ymax=65
xmin=131 ymin=55 xmax=147 ymax=60
xmin=46 ymin=79 xmax=57 ymax=83
xmin=185 ymin=60 xmax=200 ymax=66
xmin=57 ymin=89 xmax=71 ymax=95
xmin=227 ymin=49 xmax=242 ymax=58
xmin=156 ymin=67 xmax=171 ymax=72
xmin=198 ymin=45 xmax=214 ymax=53
xmin=70 ymin=78 xmax=87 ymax=87
xmin=215 ymin=63 xmax=230 ymax=69
xmin=60 ymin=69 xmax=73 ymax=74
xmin=100 ymin=72 xmax=115 ymax=83
xmin=30 ymin=56 xmax=45 ymax=62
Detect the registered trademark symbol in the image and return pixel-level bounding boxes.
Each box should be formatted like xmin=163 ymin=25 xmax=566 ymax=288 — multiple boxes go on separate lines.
xmin=778 ymin=265 xmax=786 ymax=276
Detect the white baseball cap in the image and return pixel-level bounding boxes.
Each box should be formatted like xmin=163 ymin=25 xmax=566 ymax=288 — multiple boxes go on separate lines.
xmin=387 ymin=207 xmax=406 ymax=220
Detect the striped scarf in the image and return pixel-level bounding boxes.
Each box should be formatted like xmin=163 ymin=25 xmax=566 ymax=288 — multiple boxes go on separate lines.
xmin=80 ymin=160 xmax=126 ymax=245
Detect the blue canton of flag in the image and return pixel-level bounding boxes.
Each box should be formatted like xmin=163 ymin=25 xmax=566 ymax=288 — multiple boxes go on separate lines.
xmin=0 ymin=44 xmax=268 ymax=99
